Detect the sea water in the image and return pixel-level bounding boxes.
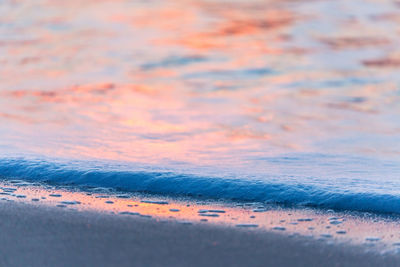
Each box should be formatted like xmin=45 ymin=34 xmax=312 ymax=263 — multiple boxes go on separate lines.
xmin=1 ymin=0 xmax=400 ymax=213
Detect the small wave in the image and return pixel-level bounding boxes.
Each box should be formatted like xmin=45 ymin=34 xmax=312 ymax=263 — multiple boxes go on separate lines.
xmin=1 ymin=158 xmax=400 ymax=214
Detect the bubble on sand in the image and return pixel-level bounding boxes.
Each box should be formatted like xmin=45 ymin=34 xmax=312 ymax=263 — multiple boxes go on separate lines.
xmin=169 ymin=209 xmax=180 ymax=212
xmin=330 ymin=220 xmax=342 ymax=225
xmin=95 ymin=195 xmax=109 ymax=199
xmin=272 ymin=227 xmax=286 ymax=231
xmin=119 ymin=211 xmax=140 ymax=216
xmin=298 ymin=218 xmax=313 ymax=222
xmin=236 ymin=224 xmax=259 ymax=228
xmin=116 ymin=195 xmax=130 ymax=198
xmin=208 ymin=210 xmax=226 ymax=213
xmin=200 ymin=219 xmax=208 ymax=222
xmin=15 ymin=195 xmax=26 ymax=198
xmin=105 ymin=200 xmax=114 ymax=204
xmin=49 ymin=194 xmax=62 ymax=197
xmin=199 ymin=214 xmax=219 ymax=217
xmin=336 ymin=230 xmax=347 ymax=235
xmin=140 ymin=215 xmax=152 ymax=218
xmin=141 ymin=200 xmax=168 ymax=205
xmin=56 ymin=204 xmax=67 ymax=208
xmin=253 ymin=208 xmax=268 ymax=212
xmin=2 ymin=188 xmax=16 ymax=192
xmin=61 ymin=201 xmax=81 ymax=205
xmin=198 ymin=209 xmax=225 ymax=214
xmin=31 ymin=198 xmax=39 ymax=201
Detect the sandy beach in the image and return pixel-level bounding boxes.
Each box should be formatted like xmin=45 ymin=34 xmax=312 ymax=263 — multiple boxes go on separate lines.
xmin=0 ymin=201 xmax=398 ymax=267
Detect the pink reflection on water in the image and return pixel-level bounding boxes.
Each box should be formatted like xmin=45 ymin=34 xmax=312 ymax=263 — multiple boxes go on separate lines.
xmin=1 ymin=0 xmax=400 ymax=168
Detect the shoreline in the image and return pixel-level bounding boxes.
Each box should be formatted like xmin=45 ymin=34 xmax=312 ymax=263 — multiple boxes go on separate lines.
xmin=1 ymin=200 xmax=399 ymax=267
xmin=2 ymin=157 xmax=400 ymax=215
xmin=1 ymin=180 xmax=400 ymax=254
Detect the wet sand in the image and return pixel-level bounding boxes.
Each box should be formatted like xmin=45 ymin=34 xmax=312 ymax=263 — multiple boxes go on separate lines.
xmin=0 ymin=201 xmax=398 ymax=267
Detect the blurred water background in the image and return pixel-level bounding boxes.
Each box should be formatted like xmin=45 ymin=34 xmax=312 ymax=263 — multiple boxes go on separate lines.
xmin=1 ymin=0 xmax=400 ymax=213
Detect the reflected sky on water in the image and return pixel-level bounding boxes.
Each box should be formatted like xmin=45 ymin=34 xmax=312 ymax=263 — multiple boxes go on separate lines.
xmin=1 ymin=0 xmax=400 ymax=180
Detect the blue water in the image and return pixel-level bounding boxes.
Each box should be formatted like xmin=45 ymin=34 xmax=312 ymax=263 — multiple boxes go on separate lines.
xmin=1 ymin=0 xmax=400 ymax=214
xmin=1 ymin=155 xmax=400 ymax=214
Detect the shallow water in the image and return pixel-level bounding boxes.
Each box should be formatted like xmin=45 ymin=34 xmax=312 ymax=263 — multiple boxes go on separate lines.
xmin=1 ymin=0 xmax=400 ymax=213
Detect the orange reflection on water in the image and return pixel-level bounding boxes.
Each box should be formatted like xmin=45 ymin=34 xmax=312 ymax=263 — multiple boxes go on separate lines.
xmin=1 ymin=0 xmax=400 ymax=168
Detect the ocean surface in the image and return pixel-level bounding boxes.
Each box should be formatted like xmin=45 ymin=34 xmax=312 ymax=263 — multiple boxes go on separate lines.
xmin=1 ymin=0 xmax=400 ymax=213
